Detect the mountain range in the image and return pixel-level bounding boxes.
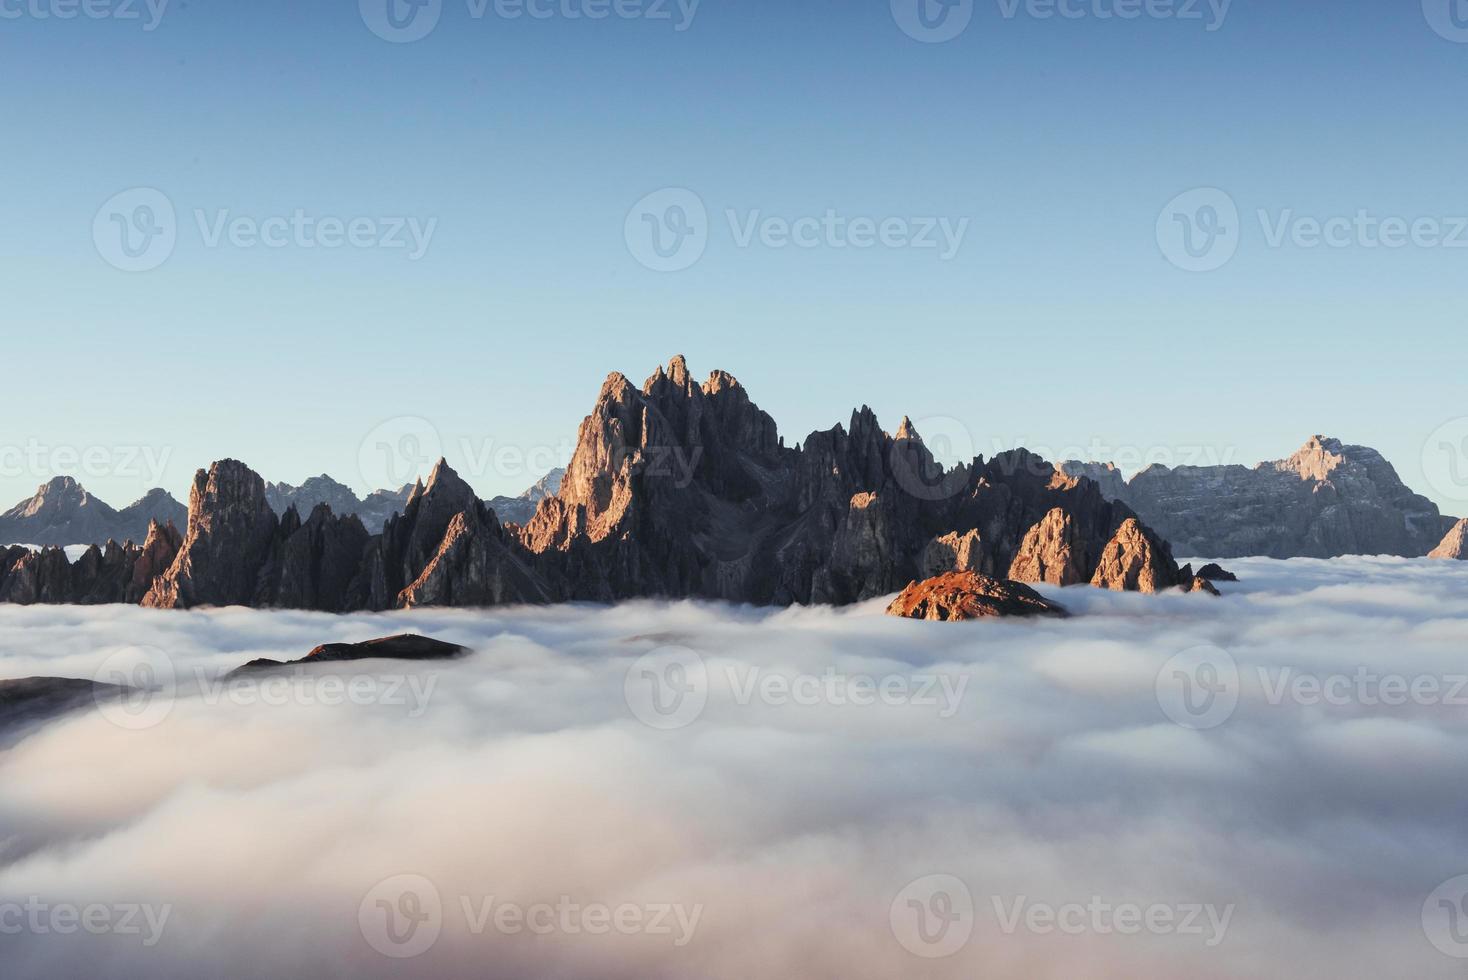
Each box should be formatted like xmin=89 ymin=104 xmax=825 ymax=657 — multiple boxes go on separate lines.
xmin=1058 ymin=436 xmax=1458 ymax=559
xmin=0 ymin=356 xmax=1187 ymax=609
xmin=1 ymin=468 xmax=568 ymax=548
xmin=0 ymin=357 xmax=1462 ymax=611
xmin=0 ymin=478 xmax=186 ymax=548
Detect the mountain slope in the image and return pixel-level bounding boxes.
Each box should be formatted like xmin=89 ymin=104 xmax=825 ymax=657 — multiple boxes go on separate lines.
xmin=0 ymin=478 xmax=185 ymax=547
xmin=1060 ymin=436 xmax=1456 ymax=558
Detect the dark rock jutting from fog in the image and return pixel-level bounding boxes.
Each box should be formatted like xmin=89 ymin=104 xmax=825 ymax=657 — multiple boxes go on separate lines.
xmin=1060 ymin=436 xmax=1457 ymax=559
xmin=229 ymin=633 xmax=470 ymax=677
xmin=5 ymin=356 xmax=1184 ymax=611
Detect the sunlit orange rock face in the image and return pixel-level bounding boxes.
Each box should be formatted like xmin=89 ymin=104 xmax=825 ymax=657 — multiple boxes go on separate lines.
xmin=885 ymin=571 xmax=1069 ymax=621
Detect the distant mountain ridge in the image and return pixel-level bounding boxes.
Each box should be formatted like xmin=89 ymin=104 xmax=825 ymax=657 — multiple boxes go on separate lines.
xmin=0 ymin=356 xmax=1185 ymax=610
xmin=265 ymin=468 xmax=566 ymax=532
xmin=1059 ymin=436 xmax=1458 ymax=559
xmin=0 ymin=478 xmax=186 ymax=547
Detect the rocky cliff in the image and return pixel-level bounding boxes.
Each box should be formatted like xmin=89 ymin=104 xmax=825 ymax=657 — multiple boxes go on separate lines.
xmin=1060 ymin=436 xmax=1456 ymax=558
xmin=0 ymin=477 xmax=186 ymax=547
xmin=1430 ymin=519 xmax=1468 ymax=560
xmin=2 ymin=357 xmax=1182 ymax=611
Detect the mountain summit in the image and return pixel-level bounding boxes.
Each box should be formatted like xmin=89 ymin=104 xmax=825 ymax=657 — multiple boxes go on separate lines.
xmin=0 ymin=478 xmax=186 ymax=547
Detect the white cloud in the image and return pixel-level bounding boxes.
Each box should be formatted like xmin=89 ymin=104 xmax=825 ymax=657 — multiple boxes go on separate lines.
xmin=0 ymin=556 xmax=1466 ymax=978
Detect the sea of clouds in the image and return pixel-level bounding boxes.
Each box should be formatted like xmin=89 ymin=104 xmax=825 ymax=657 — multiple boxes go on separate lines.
xmin=1 ymin=556 xmax=1467 ymax=979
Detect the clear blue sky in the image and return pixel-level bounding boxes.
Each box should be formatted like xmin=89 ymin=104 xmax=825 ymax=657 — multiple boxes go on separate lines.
xmin=2 ymin=0 xmax=1465 ymax=513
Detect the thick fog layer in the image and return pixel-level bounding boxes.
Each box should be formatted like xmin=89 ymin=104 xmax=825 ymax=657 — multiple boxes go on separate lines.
xmin=2 ymin=557 xmax=1467 ymax=979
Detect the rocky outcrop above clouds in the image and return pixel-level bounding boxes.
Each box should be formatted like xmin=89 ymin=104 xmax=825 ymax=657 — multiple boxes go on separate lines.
xmin=885 ymin=571 xmax=1069 ymax=621
xmin=229 ymin=633 xmax=469 ymax=676
xmin=2 ymin=357 xmax=1182 ymax=612
xmin=1429 ymin=518 xmax=1468 ymax=560
xmin=143 ymin=460 xmax=282 ymax=609
xmin=1060 ymin=436 xmax=1456 ymax=558
xmin=517 ymin=357 xmax=1177 ymax=606
xmin=0 ymin=477 xmax=185 ymax=547
xmin=1089 ymin=518 xmax=1180 ymax=593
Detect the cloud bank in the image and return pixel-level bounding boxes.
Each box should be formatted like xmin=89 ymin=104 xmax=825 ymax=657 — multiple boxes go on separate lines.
xmin=2 ymin=556 xmax=1467 ymax=978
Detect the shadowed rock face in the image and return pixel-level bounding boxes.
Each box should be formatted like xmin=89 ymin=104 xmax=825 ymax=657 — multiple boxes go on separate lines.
xmin=1060 ymin=437 xmax=1457 ymax=559
xmin=517 ymin=356 xmax=1177 ymax=606
xmin=229 ymin=633 xmax=469 ymax=676
xmin=0 ymin=357 xmax=1182 ymax=612
xmin=0 ymin=677 xmax=125 ymax=732
xmin=885 ymin=571 xmax=1069 ymax=621
xmin=1430 ymin=518 xmax=1468 ymax=560
xmin=143 ymin=460 xmax=281 ymax=609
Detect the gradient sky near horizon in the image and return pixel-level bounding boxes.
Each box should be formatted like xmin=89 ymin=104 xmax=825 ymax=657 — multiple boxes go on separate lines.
xmin=2 ymin=0 xmax=1466 ymax=513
